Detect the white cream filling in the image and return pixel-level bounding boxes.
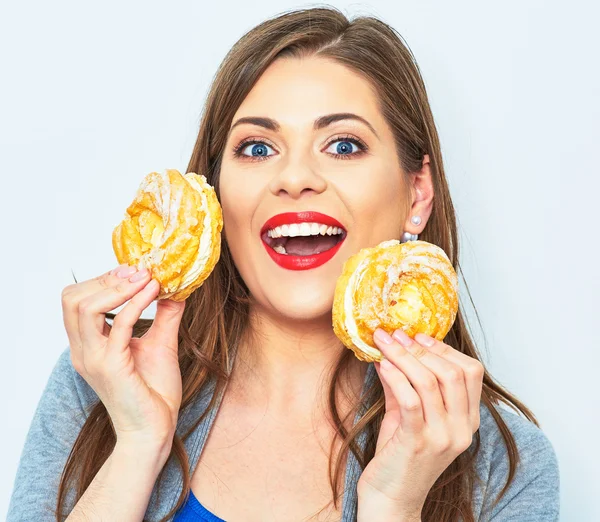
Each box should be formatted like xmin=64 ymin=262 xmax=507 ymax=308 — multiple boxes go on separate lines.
xmin=138 ymin=172 xmax=214 ymax=295
xmin=342 ymin=239 xmax=457 ymax=357
xmin=170 ymin=173 xmax=214 ymax=293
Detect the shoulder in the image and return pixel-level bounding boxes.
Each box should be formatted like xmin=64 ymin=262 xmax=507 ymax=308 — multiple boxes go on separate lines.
xmin=6 ymin=347 xmax=100 ymax=521
xmin=477 ymin=400 xmax=557 ymax=459
xmin=477 ymin=400 xmax=559 ymax=471
xmin=470 ymin=400 xmax=560 ymax=521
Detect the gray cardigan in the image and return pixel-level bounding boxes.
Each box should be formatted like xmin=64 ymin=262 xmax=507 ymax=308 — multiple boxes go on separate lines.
xmin=7 ymin=346 xmax=560 ymax=521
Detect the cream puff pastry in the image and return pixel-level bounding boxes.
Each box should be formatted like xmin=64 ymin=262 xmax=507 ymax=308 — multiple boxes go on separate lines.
xmin=112 ymin=169 xmax=223 ymax=302
xmin=332 ymin=239 xmax=459 ymax=362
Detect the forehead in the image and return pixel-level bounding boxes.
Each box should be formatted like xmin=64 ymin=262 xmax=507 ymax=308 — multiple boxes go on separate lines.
xmin=231 ymin=56 xmax=382 ymax=130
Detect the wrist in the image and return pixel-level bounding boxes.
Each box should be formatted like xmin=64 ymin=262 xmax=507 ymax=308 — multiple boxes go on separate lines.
xmin=113 ymin=436 xmax=173 ymax=471
xmin=357 ymin=491 xmax=422 ymax=522
xmin=66 ymin=436 xmax=172 ymax=520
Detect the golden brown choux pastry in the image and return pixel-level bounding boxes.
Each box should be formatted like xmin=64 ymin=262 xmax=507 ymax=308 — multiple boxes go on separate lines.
xmin=332 ymin=239 xmax=459 ymax=362
xmin=112 ymin=169 xmax=223 ymax=302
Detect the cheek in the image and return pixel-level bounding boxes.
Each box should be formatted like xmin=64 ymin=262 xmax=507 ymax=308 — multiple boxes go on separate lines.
xmin=370 ymin=158 xmax=404 ymax=202
xmin=342 ymin=166 xmax=405 ymax=230
xmin=219 ymin=169 xmax=258 ymax=231
xmin=218 ymin=170 xmax=266 ymax=284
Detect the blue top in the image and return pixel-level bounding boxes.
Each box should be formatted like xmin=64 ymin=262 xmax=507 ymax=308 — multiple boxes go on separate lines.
xmin=174 ymin=489 xmax=225 ymax=521
xmin=7 ymin=346 xmax=560 ymax=521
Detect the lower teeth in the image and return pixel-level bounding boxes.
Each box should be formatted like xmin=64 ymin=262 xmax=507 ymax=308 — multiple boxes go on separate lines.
xmin=273 ymin=245 xmax=287 ymax=255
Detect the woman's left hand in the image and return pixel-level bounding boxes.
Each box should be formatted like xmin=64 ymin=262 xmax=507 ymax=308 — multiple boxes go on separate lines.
xmin=356 ymin=328 xmax=485 ymax=521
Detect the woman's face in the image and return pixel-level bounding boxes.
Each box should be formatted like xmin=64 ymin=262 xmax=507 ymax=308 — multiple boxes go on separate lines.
xmin=219 ymin=56 xmax=420 ymax=322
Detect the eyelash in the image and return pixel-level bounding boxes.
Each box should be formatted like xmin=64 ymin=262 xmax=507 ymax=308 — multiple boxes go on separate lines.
xmin=231 ymin=134 xmax=369 ymax=162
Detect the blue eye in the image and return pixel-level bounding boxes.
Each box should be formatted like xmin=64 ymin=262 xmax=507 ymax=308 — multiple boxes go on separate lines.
xmin=232 ymin=134 xmax=368 ymax=162
xmin=325 ymin=139 xmax=359 ymax=156
xmin=238 ymin=141 xmax=275 ymax=159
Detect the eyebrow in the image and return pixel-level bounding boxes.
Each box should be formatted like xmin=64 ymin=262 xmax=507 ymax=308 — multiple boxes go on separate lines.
xmin=227 ymin=112 xmax=380 ymax=141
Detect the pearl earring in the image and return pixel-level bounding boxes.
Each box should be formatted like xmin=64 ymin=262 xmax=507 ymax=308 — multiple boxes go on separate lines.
xmin=400 ymin=216 xmax=421 ymax=243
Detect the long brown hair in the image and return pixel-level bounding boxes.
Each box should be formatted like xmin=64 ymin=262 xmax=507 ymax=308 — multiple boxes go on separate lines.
xmin=57 ymin=7 xmax=539 ymax=521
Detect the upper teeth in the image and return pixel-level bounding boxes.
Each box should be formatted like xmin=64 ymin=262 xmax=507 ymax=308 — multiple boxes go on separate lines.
xmin=267 ymin=222 xmax=344 ymax=238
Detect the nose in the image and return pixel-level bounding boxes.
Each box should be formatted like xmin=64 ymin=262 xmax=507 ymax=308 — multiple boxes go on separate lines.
xmin=267 ymin=158 xmax=327 ymax=200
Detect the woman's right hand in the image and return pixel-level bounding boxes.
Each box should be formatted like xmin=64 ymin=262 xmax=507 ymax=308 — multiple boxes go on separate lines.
xmin=61 ymin=264 xmax=186 ymax=452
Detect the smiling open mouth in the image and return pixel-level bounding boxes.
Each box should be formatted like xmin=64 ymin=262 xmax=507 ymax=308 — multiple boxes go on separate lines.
xmin=260 ymin=213 xmax=347 ymax=271
xmin=262 ymin=224 xmax=346 ymax=256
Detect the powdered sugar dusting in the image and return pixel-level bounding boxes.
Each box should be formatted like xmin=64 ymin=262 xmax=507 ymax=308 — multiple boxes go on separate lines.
xmin=133 ymin=170 xmax=215 ymax=297
xmin=343 ymin=239 xmax=458 ymax=354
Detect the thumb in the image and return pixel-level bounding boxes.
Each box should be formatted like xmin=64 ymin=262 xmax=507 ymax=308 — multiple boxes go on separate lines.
xmin=146 ymin=298 xmax=186 ymax=345
xmin=374 ymin=361 xmax=399 ymax=413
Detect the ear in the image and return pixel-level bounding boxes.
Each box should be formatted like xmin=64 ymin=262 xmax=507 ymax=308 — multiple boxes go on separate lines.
xmin=403 ymin=154 xmax=434 ymax=234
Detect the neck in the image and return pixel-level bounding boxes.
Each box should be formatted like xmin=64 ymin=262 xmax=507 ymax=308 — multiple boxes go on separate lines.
xmin=228 ymin=303 xmax=368 ymax=423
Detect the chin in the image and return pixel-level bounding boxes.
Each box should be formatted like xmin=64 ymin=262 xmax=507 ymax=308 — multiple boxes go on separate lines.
xmin=272 ymin=294 xmax=334 ymax=322
xmin=246 ymin=274 xmax=337 ymax=323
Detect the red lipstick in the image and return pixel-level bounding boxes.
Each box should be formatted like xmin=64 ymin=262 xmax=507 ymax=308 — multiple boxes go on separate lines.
xmin=260 ymin=211 xmax=346 ymax=271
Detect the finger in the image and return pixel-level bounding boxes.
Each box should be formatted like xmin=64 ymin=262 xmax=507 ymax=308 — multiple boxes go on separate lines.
xmin=77 ymin=269 xmax=154 ymax=352
xmin=74 ymin=264 xmax=139 ymax=301
xmin=379 ymin=358 xmax=424 ymax=435
xmin=415 ymin=333 xmax=475 ymax=368
xmin=62 ymin=264 xmax=138 ymax=359
xmin=374 ymin=329 xmax=446 ymax=425
xmin=395 ymin=332 xmax=468 ymax=418
xmin=107 ymin=278 xmax=161 ymax=354
xmin=109 ymin=263 xmax=129 ymax=275
xmin=415 ymin=333 xmax=485 ymax=432
xmin=374 ymin=361 xmax=399 ymax=413
xmin=143 ymin=298 xmax=186 ymax=348
xmin=98 ymin=271 xmax=132 ymax=337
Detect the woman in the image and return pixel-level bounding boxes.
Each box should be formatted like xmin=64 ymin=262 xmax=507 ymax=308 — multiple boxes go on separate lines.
xmin=7 ymin=7 xmax=559 ymax=522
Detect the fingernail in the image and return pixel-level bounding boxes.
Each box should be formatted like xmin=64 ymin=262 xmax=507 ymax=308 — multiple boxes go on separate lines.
xmin=129 ymin=268 xmax=149 ymax=282
xmin=110 ymin=264 xmax=127 ymax=275
xmin=415 ymin=333 xmax=435 ymax=347
xmin=374 ymin=328 xmax=394 ymax=345
xmin=116 ymin=265 xmax=137 ymax=278
xmin=392 ymin=328 xmax=413 ymax=347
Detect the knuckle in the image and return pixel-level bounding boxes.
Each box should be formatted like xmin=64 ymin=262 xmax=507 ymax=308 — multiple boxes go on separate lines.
xmin=61 ymin=285 xmax=72 ymax=300
xmin=61 ymin=285 xmax=77 ymax=305
xmin=402 ymin=399 xmax=421 ymax=412
xmin=444 ymin=367 xmax=464 ymax=383
xmin=94 ymin=272 xmax=110 ymax=289
xmin=454 ymin=432 xmax=473 ymax=452
xmin=78 ymin=298 xmax=93 ymax=316
xmin=467 ymin=360 xmax=485 ymax=378
xmin=439 ymin=344 xmax=452 ymax=357
xmin=408 ymin=345 xmax=428 ymax=359
xmin=113 ymin=280 xmax=130 ymax=294
xmin=422 ymin=375 xmax=438 ymax=392
xmin=435 ymin=436 xmax=452 ymax=453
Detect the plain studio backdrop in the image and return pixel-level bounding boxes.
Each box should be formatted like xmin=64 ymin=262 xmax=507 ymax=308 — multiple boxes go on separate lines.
xmin=1 ymin=1 xmax=598 ymax=520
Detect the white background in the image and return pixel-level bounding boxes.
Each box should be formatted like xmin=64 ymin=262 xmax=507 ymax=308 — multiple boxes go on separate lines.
xmin=1 ymin=1 xmax=598 ymax=520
